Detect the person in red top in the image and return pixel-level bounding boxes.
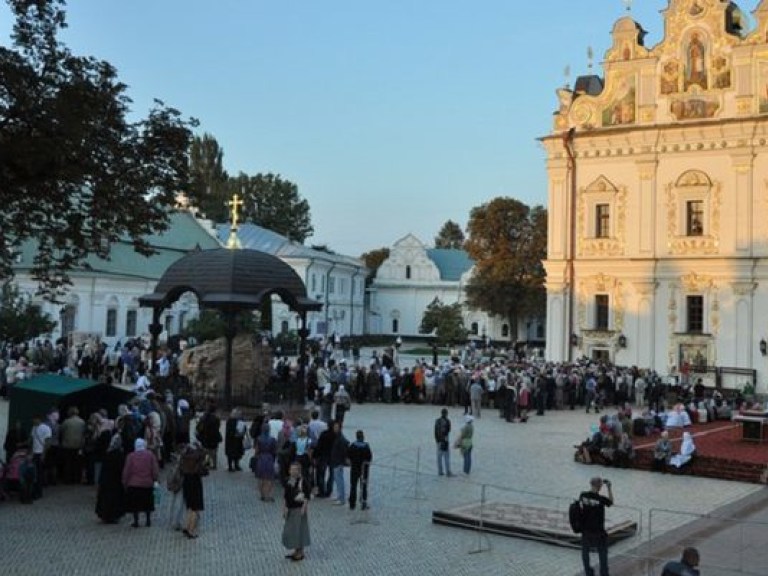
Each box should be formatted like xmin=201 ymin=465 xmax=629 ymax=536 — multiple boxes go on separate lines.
xmin=122 ymin=438 xmax=159 ymax=528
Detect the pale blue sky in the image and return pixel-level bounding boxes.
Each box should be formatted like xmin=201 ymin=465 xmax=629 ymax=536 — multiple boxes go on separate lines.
xmin=2 ymin=0 xmax=723 ymax=256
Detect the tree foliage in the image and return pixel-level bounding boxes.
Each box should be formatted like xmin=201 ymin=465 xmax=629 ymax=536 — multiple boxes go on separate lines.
xmin=229 ymin=172 xmax=314 ymax=243
xmin=1 ymin=0 xmax=196 ymax=298
xmin=434 ymin=220 xmax=465 ymax=249
xmin=188 ymin=133 xmax=229 ymax=221
xmin=464 ymin=198 xmax=547 ymax=335
xmin=182 ymin=309 xmax=258 ymax=344
xmin=187 ymin=133 xmax=314 ymax=243
xmin=419 ymin=299 xmax=467 ymax=345
xmin=360 ymin=247 xmax=390 ymax=285
xmin=0 ymin=282 xmax=57 ymax=345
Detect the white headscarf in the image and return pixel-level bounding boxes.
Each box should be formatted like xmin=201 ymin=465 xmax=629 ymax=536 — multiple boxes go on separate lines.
xmin=680 ymin=432 xmax=696 ymax=456
xmin=134 ymin=438 xmax=147 ymax=452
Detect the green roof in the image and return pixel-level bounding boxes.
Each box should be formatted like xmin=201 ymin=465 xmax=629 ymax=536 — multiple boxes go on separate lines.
xmin=426 ymin=249 xmax=474 ymax=281
xmin=14 ymin=211 xmax=222 ymax=281
xmin=16 ymin=373 xmax=97 ymax=395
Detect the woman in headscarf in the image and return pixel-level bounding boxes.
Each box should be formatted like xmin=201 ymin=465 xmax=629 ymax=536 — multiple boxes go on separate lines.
xmin=670 ymin=431 xmax=696 ymax=468
xmin=122 ymin=438 xmax=159 ymax=527
xmin=224 ymin=407 xmax=246 ymax=472
xmin=96 ymin=433 xmax=125 ymax=524
xmin=251 ymin=423 xmax=277 ymax=502
xmin=282 ymin=461 xmax=311 ymax=562
xmin=179 ymin=441 xmax=207 ymax=539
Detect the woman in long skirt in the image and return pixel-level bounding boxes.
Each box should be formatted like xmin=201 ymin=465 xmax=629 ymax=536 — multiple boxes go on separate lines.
xmin=95 ymin=433 xmax=125 ymax=523
xmin=282 ymin=462 xmax=310 ymax=561
xmin=252 ymin=424 xmax=277 ymax=502
xmin=122 ymin=438 xmax=159 ymax=527
xmin=180 ymin=442 xmax=207 ymax=539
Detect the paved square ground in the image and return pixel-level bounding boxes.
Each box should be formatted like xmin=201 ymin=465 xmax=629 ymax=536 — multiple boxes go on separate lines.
xmin=0 ymin=398 xmax=762 ymax=575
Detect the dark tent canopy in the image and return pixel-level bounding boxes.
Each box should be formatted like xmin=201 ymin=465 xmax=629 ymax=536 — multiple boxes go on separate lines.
xmin=8 ymin=374 xmax=134 ymax=434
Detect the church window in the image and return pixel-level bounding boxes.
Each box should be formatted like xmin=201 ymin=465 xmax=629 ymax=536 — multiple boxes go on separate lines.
xmin=392 ymin=319 xmax=399 ymax=333
xmin=686 ymin=200 xmax=704 ymax=236
xmin=502 ymin=324 xmax=510 ymax=337
xmin=329 ymin=277 xmax=336 ymax=294
xmin=126 ymin=310 xmax=137 ymax=337
xmin=595 ymin=294 xmax=609 ymax=330
xmin=405 ymin=265 xmax=412 ymax=279
xmin=178 ymin=311 xmax=187 ymax=332
xmin=60 ymin=304 xmax=77 ymax=336
xmin=471 ymin=322 xmax=479 ymax=335
xmin=595 ymin=204 xmax=610 ymax=238
xmin=105 ymin=309 xmax=117 ymax=337
xmin=686 ymin=295 xmax=704 ymax=333
xmin=164 ymin=315 xmax=173 ymax=334
xmin=311 ymin=274 xmax=317 ymax=292
xmin=339 ymin=278 xmax=346 ymax=295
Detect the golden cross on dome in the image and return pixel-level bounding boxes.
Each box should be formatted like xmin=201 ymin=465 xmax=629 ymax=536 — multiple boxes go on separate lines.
xmin=227 ymin=193 xmax=244 ymax=228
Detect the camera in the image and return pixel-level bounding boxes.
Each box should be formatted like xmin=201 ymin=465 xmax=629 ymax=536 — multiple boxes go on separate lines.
xmin=602 ymin=478 xmax=611 ymax=486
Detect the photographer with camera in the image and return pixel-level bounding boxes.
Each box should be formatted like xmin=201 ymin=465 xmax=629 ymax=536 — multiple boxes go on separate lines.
xmin=578 ymin=477 xmax=614 ymax=576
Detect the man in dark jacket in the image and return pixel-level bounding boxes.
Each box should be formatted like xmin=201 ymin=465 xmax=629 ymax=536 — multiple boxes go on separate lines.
xmin=313 ymin=421 xmax=336 ymax=497
xmin=661 ymin=547 xmax=700 ymax=576
xmin=347 ymin=430 xmax=373 ymax=510
xmin=196 ymin=402 xmax=222 ymax=470
xmin=579 ymin=476 xmax=614 ymax=576
xmin=328 ymin=421 xmax=349 ymax=505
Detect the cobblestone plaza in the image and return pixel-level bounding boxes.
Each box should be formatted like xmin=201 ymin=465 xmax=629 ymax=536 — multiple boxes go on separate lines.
xmin=1 ymin=398 xmax=765 ymax=575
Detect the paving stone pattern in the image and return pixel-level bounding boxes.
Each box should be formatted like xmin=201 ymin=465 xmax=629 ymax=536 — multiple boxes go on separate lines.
xmin=0 ymin=398 xmax=762 ymax=575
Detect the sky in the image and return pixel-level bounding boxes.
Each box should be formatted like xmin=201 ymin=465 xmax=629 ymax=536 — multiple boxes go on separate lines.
xmin=2 ymin=0 xmax=739 ymax=257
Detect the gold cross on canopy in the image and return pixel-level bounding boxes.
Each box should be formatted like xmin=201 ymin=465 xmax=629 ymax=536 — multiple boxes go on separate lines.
xmin=227 ymin=193 xmax=244 ymax=228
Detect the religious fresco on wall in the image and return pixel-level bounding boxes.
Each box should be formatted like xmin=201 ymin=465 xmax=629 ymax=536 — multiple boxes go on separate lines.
xmin=602 ymin=76 xmax=636 ymax=126
xmin=760 ymin=62 xmax=768 ymax=114
xmin=670 ymin=96 xmax=719 ymax=120
xmin=684 ymin=32 xmax=708 ymax=91
xmin=660 ymin=59 xmax=681 ymax=94
xmin=712 ymin=55 xmax=731 ymax=89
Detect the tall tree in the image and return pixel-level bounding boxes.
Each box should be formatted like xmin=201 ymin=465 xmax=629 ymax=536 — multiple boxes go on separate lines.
xmin=229 ymin=172 xmax=313 ymax=243
xmin=434 ymin=220 xmax=465 ymax=249
xmin=419 ymin=299 xmax=467 ymax=345
xmin=464 ymin=198 xmax=547 ymax=336
xmin=0 ymin=0 xmax=196 ymax=298
xmin=360 ymin=247 xmax=390 ymax=286
xmin=188 ymin=133 xmax=229 ymax=221
xmin=0 ymin=282 xmax=57 ymax=345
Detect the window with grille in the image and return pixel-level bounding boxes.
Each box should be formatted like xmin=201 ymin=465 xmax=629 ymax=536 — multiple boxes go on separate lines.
xmin=687 ymin=295 xmax=704 ymax=333
xmin=595 ymin=294 xmax=609 ymax=330
xmin=106 ymin=309 xmax=117 ymax=337
xmin=595 ymin=204 xmax=610 ymax=238
xmin=686 ymin=201 xmax=704 ymax=236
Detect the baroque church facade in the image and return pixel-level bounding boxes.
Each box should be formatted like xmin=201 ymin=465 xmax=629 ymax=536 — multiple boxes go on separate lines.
xmin=543 ymin=0 xmax=768 ymax=390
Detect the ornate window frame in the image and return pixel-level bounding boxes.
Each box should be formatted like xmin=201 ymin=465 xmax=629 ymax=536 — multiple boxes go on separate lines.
xmin=577 ymin=176 xmax=627 ymax=256
xmin=666 ymin=170 xmax=721 ymax=254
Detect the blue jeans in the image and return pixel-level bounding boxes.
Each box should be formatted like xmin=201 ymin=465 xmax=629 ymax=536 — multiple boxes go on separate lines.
xmin=462 ymin=447 xmax=472 ymax=474
xmin=332 ymin=466 xmax=346 ymax=502
xmin=581 ymin=533 xmax=609 ymax=576
xmin=437 ymin=444 xmax=451 ymax=475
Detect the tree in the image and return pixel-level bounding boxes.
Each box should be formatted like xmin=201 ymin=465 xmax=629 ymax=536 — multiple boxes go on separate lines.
xmin=188 ymin=133 xmax=229 ymax=221
xmin=434 ymin=220 xmax=465 ymax=249
xmin=360 ymin=247 xmax=390 ymax=285
xmin=0 ymin=281 xmax=57 ymax=345
xmin=182 ymin=309 xmax=258 ymax=344
xmin=464 ymin=198 xmax=547 ymax=337
xmin=229 ymin=172 xmax=313 ymax=243
xmin=1 ymin=0 xmax=196 ymax=298
xmin=419 ymin=299 xmax=467 ymax=345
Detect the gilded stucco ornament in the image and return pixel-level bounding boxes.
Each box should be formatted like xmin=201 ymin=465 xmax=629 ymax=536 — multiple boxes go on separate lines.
xmin=666 ymin=170 xmax=721 ymax=255
xmin=577 ymin=176 xmax=627 ymax=257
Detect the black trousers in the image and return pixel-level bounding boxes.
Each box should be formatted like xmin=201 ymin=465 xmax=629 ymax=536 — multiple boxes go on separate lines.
xmin=349 ymin=465 xmax=369 ymax=508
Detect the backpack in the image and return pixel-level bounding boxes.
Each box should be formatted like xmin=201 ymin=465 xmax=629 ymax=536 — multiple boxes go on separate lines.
xmin=568 ymin=499 xmax=584 ymax=533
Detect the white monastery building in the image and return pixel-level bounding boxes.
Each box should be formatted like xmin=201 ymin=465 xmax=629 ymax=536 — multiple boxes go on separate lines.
xmin=542 ymin=0 xmax=768 ymax=390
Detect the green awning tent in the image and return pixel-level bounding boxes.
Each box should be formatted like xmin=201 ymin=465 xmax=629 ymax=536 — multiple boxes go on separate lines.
xmin=8 ymin=374 xmax=135 ymax=434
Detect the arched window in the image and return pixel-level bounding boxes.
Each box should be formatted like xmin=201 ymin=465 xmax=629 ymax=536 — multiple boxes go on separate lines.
xmin=392 ymin=319 xmax=399 ymax=333
xmin=502 ymin=324 xmax=510 ymax=337
xmin=471 ymin=322 xmax=479 ymax=335
xmin=405 ymin=265 xmax=412 ymax=280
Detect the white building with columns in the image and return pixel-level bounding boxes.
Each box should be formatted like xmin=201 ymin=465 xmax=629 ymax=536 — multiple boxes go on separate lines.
xmin=542 ymin=0 xmax=768 ymax=390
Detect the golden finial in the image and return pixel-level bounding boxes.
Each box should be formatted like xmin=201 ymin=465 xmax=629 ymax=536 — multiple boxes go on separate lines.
xmin=587 ymin=46 xmax=594 ymax=71
xmin=622 ymin=0 xmax=633 ymax=12
xmin=226 ymin=192 xmax=244 ymax=249
xmin=564 ymin=64 xmax=571 ymax=88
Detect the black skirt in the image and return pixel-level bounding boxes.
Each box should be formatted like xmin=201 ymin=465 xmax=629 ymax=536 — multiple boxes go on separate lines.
xmin=125 ymin=486 xmax=154 ymax=513
xmin=182 ymin=474 xmax=204 ymax=511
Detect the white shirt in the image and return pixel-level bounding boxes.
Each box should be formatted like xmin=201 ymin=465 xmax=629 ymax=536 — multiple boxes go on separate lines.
xmin=268 ymin=418 xmax=283 ymax=440
xmin=32 ymin=422 xmax=52 ymax=455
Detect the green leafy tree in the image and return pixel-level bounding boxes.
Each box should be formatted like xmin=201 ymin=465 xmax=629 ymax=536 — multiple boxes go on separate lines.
xmin=0 ymin=282 xmax=57 ymax=345
xmin=183 ymin=309 xmax=258 ymax=344
xmin=419 ymin=299 xmax=467 ymax=345
xmin=434 ymin=220 xmax=465 ymax=249
xmin=188 ymin=133 xmax=229 ymax=221
xmin=360 ymin=247 xmax=390 ymax=286
xmin=229 ymin=172 xmax=313 ymax=243
xmin=1 ymin=0 xmax=196 ymax=298
xmin=464 ymin=197 xmax=547 ymax=336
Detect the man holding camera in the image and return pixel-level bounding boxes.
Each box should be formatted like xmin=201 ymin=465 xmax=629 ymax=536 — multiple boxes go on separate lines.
xmin=579 ymin=477 xmax=614 ymax=576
